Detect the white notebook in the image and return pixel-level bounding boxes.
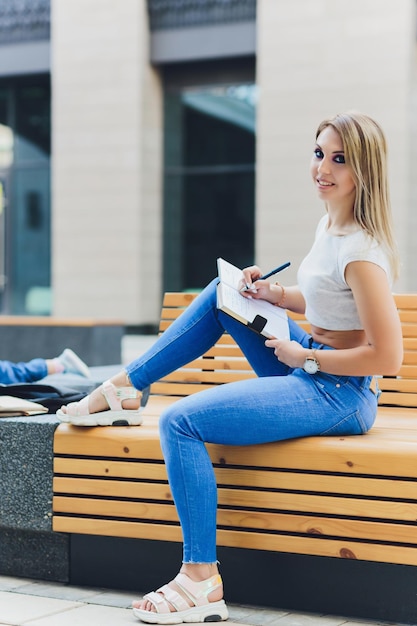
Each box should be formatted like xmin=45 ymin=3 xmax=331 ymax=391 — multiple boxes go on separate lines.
xmin=0 ymin=396 xmax=48 ymax=417
xmin=216 ymin=258 xmax=290 ymax=340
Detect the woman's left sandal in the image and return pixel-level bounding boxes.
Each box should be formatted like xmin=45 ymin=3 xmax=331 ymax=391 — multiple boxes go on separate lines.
xmin=132 ymin=572 xmax=229 ymax=624
xmin=56 ymin=379 xmax=143 ymax=427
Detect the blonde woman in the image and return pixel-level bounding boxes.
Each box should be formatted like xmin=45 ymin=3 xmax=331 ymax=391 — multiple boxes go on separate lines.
xmin=58 ymin=112 xmax=402 ymax=624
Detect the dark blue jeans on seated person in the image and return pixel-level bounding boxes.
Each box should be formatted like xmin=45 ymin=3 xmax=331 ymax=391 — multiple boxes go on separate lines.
xmin=0 ymin=358 xmax=47 ymax=384
xmin=126 ymin=278 xmax=379 ymax=564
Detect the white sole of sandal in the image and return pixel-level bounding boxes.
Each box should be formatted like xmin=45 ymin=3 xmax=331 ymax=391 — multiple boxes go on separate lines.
xmin=132 ymin=599 xmax=228 ymax=624
xmin=56 ymin=408 xmax=143 ymax=427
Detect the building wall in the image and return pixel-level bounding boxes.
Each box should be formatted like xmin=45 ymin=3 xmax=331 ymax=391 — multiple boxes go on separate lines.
xmin=51 ymin=0 xmax=163 ymax=323
xmin=51 ymin=0 xmax=417 ymax=326
xmin=256 ymin=0 xmax=416 ymax=292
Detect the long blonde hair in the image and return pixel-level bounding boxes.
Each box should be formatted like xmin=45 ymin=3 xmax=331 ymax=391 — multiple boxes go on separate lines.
xmin=316 ymin=111 xmax=400 ymax=280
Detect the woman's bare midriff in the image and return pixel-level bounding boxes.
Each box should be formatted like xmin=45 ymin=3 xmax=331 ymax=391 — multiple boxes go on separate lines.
xmin=311 ymin=325 xmax=368 ymax=350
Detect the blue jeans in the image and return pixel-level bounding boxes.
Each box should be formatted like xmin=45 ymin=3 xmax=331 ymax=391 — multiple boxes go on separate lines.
xmin=126 ymin=278 xmax=378 ymax=563
xmin=0 ymin=358 xmax=48 ymax=384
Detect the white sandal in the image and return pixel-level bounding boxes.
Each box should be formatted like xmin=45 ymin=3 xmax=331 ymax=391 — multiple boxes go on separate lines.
xmin=56 ymin=379 xmax=143 ymax=426
xmin=132 ymin=573 xmax=228 ymax=624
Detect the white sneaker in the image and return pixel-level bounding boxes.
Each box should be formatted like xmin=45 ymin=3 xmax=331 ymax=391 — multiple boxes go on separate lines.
xmin=58 ymin=348 xmax=91 ymax=378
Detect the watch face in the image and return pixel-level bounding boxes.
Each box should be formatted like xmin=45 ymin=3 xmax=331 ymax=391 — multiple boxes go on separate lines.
xmin=304 ymin=358 xmax=319 ymax=374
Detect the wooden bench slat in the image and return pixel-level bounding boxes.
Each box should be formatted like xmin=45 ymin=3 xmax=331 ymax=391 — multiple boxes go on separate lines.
xmin=217 ymin=489 xmax=417 ymax=522
xmin=53 ymin=474 xmax=417 ymax=523
xmin=52 ymin=516 xmax=417 ymax=567
xmin=206 ymin=437 xmax=417 ymax=477
xmin=400 ymin=327 xmax=417 ymax=338
xmin=403 ymin=339 xmax=417 ymax=351
xmin=52 ymin=497 xmax=417 ymax=547
xmin=201 ymin=345 xmax=245 ymax=357
xmin=53 ymin=457 xmax=168 ymax=481
xmin=181 ymin=357 xmax=254 ymax=371
xmin=401 ymin=353 xmax=417 ymax=366
xmin=53 ymin=496 xmax=177 ymax=521
xmin=55 ymin=422 xmax=417 ymax=477
xmin=54 ymin=456 xmax=417 ymax=500
xmin=395 ymin=364 xmax=417 ymax=377
xmin=218 ymin=510 xmax=417 ymax=545
xmin=378 ymin=378 xmax=417 ymax=392
xmin=378 ymin=392 xmax=417 ymax=407
xmin=157 ymin=371 xmax=256 ymax=384
xmin=216 ymin=530 xmax=417 ymax=567
xmin=53 ymin=476 xmax=173 ymax=501
xmin=398 ymin=312 xmax=417 ymax=324
xmin=150 ymin=382 xmax=222 ymax=396
xmin=54 ymin=423 xmax=163 ymax=458
xmin=53 ymin=516 xmax=182 ymax=542
xmin=375 ymin=407 xmax=417 ymax=428
xmin=161 ymin=292 xmax=199 ymax=307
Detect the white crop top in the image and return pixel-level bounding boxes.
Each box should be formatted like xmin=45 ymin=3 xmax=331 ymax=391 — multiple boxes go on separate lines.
xmin=297 ymin=215 xmax=392 ymax=331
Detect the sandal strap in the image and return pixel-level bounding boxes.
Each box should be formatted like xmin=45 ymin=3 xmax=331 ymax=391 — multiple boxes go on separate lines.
xmin=156 ymin=584 xmax=190 ymax=612
xmin=101 ymin=380 xmax=141 ymax=411
xmin=174 ymin=573 xmax=222 ymax=607
xmin=142 ymin=591 xmax=171 ymax=614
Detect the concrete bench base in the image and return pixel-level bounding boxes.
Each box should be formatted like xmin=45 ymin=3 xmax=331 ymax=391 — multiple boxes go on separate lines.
xmin=0 ymin=414 xmax=68 ymax=582
xmin=0 ymin=528 xmax=69 ymax=582
xmin=0 ymin=366 xmax=122 ymax=583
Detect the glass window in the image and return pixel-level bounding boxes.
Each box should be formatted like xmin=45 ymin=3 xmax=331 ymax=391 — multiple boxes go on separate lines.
xmin=164 ymin=83 xmax=257 ymax=292
xmin=0 ymin=77 xmax=51 ymax=314
xmin=15 ymin=82 xmax=50 ymax=163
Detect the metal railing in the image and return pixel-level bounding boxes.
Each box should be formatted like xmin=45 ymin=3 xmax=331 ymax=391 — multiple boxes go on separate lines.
xmin=0 ymin=0 xmax=50 ymax=45
xmin=147 ymin=0 xmax=256 ymax=31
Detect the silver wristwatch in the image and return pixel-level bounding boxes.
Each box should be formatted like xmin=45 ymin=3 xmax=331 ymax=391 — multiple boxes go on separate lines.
xmin=303 ymin=352 xmax=320 ymax=374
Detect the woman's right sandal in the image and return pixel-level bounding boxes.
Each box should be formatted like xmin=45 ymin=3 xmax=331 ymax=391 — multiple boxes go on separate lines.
xmin=56 ymin=379 xmax=143 ymax=426
xmin=132 ymin=573 xmax=228 ymax=624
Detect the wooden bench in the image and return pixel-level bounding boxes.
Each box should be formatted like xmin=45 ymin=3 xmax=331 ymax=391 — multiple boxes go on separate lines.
xmin=52 ymin=293 xmax=417 ymax=623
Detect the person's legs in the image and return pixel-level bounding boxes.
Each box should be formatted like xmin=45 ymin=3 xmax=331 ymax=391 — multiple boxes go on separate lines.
xmin=0 ymin=348 xmax=91 ymax=385
xmin=0 ymin=358 xmax=48 ymax=384
xmin=160 ymin=369 xmax=376 ymax=563
xmin=134 ymin=369 xmax=377 ymax=619
xmin=60 ymin=278 xmax=299 ymax=420
xmin=125 ymin=278 xmax=297 ymax=390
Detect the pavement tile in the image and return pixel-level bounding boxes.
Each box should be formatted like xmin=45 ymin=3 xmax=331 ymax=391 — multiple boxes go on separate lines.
xmin=9 ymin=580 xmax=141 ymax=609
xmin=227 ymin=604 xmax=289 ymax=624
xmin=26 ymin=603 xmax=134 ymax=625
xmin=272 ymin=613 xmax=348 ymax=626
xmin=336 ymin=617 xmax=388 ymax=626
xmin=0 ymin=577 xmax=35 ymax=592
xmin=0 ymin=591 xmax=81 ymax=625
xmin=7 ymin=581 xmax=106 ymax=603
xmin=0 ymin=575 xmax=405 ymax=626
xmin=79 ymin=589 xmax=137 ymax=608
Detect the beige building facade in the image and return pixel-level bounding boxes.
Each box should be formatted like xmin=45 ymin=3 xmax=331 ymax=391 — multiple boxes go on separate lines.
xmin=51 ymin=0 xmax=417 ymax=325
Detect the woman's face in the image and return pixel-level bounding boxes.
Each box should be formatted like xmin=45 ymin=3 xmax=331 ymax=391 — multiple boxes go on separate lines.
xmin=311 ymin=125 xmax=356 ymax=209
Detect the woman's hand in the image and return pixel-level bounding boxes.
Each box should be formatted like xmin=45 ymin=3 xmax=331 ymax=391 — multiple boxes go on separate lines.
xmin=239 ymin=266 xmax=281 ymax=305
xmin=265 ymin=338 xmax=307 ymax=369
xmin=239 ymin=265 xmax=262 ymax=292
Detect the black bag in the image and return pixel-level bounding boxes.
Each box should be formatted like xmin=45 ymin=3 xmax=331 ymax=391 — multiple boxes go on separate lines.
xmin=0 ymin=383 xmax=87 ymax=414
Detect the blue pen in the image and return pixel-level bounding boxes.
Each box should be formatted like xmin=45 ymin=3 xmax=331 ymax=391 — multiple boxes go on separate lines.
xmin=258 ymin=261 xmax=291 ymax=281
xmin=241 ymin=261 xmax=291 ymax=291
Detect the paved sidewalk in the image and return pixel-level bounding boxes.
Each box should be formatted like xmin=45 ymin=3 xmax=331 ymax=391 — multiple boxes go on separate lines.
xmin=0 ymin=575 xmax=396 ymax=626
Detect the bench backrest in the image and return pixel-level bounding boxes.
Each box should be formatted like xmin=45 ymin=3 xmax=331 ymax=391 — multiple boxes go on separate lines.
xmin=151 ymin=292 xmax=417 ymax=409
